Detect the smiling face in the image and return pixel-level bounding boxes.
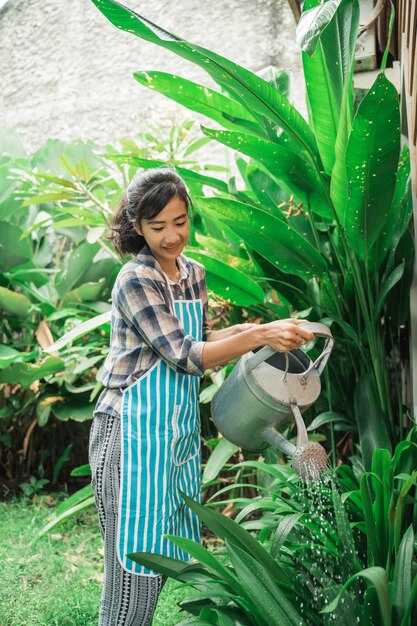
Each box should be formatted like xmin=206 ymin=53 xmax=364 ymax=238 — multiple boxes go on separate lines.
xmin=134 ymin=195 xmax=190 ymax=270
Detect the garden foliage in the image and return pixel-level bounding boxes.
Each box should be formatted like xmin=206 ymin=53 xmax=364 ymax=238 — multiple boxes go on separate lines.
xmin=81 ymin=1 xmax=416 ymax=623
xmin=0 ymin=121 xmax=250 ymax=484
xmin=88 ymin=0 xmax=414 ymax=471
xmin=130 ymin=434 xmax=417 ymax=625
xmin=2 ymin=0 xmax=417 ymax=621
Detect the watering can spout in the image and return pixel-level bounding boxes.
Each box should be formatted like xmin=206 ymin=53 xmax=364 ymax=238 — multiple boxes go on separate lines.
xmin=263 ymin=404 xmax=328 ymax=481
xmin=290 ymin=402 xmax=328 ymax=480
xmin=262 ymin=403 xmax=308 ymax=457
xmin=290 ymin=401 xmax=309 ymax=447
xmin=262 ymin=428 xmax=296 ymax=457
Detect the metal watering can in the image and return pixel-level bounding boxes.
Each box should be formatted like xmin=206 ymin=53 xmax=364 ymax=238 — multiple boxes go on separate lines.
xmin=211 ymin=323 xmax=334 ymax=480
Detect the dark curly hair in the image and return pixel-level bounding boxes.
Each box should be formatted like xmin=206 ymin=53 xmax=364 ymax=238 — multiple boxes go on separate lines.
xmin=109 ymin=167 xmax=192 ymax=256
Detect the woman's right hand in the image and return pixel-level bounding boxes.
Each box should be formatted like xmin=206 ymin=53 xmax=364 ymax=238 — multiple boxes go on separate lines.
xmin=260 ymin=319 xmax=315 ymax=352
xmin=201 ymin=318 xmax=315 ymax=371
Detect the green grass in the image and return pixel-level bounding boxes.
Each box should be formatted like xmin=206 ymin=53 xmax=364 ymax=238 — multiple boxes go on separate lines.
xmin=0 ymin=494 xmax=189 ymax=626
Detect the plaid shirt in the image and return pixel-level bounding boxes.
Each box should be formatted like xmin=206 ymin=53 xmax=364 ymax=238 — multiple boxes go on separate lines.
xmin=94 ymin=245 xmax=211 ymax=419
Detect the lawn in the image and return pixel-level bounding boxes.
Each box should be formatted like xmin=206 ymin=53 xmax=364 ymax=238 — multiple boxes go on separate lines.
xmin=0 ymin=494 xmax=189 ymax=626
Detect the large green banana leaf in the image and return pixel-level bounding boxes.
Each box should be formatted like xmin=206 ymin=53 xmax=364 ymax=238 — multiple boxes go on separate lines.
xmin=296 ymin=0 xmax=343 ymax=55
xmin=319 ymin=0 xmax=359 ymax=113
xmin=200 ymin=126 xmax=331 ymax=218
xmin=194 ymin=233 xmax=261 ymax=276
xmin=197 ymin=212 xmax=245 ymax=257
xmin=91 ymin=0 xmax=320 ymax=166
xmin=196 ymin=197 xmax=327 ymax=279
xmin=244 ymin=165 xmax=287 ymax=212
xmin=241 ymin=164 xmax=319 ymax=249
xmin=370 ymin=145 xmax=412 ymax=270
xmin=301 ymin=0 xmax=359 ymax=175
xmin=133 ymin=71 xmax=264 ymax=137
xmin=301 ymin=0 xmax=359 ymax=103
xmin=106 ymin=153 xmax=230 ymax=196
xmin=303 ymin=44 xmax=339 ymax=175
xmin=330 ymin=69 xmax=353 ymax=226
xmin=185 ymin=249 xmax=264 ymax=306
xmin=334 ymin=73 xmax=401 ymax=259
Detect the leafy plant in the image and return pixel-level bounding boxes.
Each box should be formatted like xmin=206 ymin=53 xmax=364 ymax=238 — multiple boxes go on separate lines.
xmin=128 ymin=433 xmax=417 ymax=625
xmin=90 ymin=0 xmax=414 ymax=470
xmin=1 ymin=113 xmax=266 ymax=488
xmin=0 ymin=131 xmax=121 ymax=485
xmin=212 ymin=428 xmax=417 ymax=625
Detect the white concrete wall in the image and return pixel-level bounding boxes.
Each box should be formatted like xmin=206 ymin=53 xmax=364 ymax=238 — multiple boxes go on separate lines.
xmin=1 ymin=0 xmax=304 ymax=159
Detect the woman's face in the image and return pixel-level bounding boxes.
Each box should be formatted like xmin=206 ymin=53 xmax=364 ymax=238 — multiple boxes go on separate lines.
xmin=134 ymin=195 xmax=190 ymax=266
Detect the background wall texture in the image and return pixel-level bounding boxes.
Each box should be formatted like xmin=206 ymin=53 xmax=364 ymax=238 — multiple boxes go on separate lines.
xmin=1 ymin=0 xmax=304 ymax=156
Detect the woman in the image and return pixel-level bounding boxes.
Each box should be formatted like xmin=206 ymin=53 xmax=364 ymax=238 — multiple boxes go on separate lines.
xmin=89 ymin=167 xmax=314 ymax=625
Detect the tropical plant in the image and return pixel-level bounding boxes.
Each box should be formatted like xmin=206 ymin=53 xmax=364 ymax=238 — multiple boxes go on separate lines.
xmin=2 ymin=110 xmax=271 ymax=489
xmin=0 ymin=122 xmax=214 ymax=486
xmin=0 ymin=130 xmax=120 ymax=485
xmin=128 ymin=432 xmax=417 ymax=625
xmin=89 ymin=0 xmax=415 ymax=471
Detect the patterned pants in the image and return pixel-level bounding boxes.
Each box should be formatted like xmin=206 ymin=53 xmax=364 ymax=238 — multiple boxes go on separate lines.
xmin=88 ymin=412 xmax=165 ymax=626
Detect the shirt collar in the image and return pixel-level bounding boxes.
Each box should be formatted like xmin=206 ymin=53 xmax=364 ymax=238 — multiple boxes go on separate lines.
xmin=136 ymin=244 xmax=190 ymax=282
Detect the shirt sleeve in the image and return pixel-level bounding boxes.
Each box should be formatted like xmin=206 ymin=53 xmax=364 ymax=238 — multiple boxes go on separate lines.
xmin=114 ymin=271 xmax=205 ymax=377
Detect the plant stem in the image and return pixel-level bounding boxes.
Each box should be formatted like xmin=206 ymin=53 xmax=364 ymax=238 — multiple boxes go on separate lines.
xmin=55 ymin=236 xmax=67 ymax=269
xmin=96 ymin=236 xmax=120 ymax=261
xmin=79 ymin=183 xmax=113 ymax=218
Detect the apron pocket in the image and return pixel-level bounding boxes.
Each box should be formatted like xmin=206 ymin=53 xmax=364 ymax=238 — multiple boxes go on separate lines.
xmin=172 ymin=403 xmax=200 ymax=466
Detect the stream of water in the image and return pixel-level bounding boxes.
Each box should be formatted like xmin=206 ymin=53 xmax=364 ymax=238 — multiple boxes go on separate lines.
xmin=286 ymin=469 xmax=363 ymax=625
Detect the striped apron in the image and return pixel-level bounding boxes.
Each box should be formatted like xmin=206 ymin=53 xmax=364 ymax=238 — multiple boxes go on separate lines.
xmin=116 ymin=296 xmax=203 ymax=575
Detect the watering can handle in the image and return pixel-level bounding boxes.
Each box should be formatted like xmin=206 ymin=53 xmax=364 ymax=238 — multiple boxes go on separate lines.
xmin=245 ymin=322 xmax=334 ymax=376
xmin=298 ymin=322 xmax=334 ymax=378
